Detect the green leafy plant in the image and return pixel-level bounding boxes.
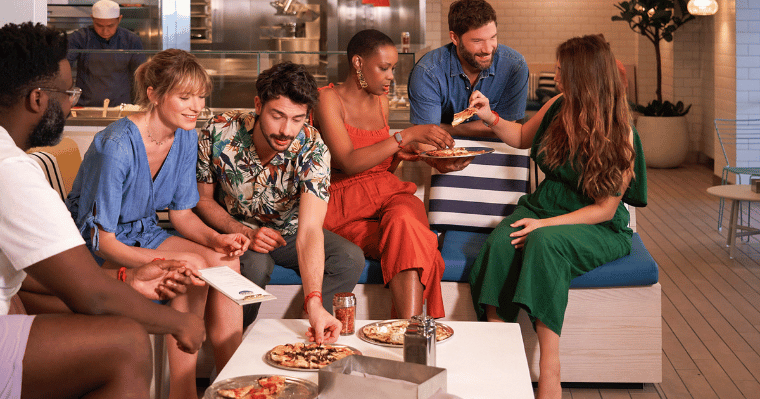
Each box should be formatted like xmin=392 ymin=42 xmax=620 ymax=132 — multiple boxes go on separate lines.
xmin=634 ymin=99 xmax=692 ymax=116
xmin=612 ymin=0 xmax=695 ymax=116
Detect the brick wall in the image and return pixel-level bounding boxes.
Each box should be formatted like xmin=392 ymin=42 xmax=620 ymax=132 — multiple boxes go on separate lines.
xmin=734 ymin=0 xmax=760 ymax=172
xmin=424 ymin=0 xmax=742 ymax=167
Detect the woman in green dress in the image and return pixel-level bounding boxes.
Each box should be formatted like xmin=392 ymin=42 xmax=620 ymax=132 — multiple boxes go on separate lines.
xmin=467 ymin=35 xmax=647 ymax=399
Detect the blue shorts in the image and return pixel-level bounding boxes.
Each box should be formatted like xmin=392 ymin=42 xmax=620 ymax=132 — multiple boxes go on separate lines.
xmin=0 ymin=315 xmax=35 ymax=398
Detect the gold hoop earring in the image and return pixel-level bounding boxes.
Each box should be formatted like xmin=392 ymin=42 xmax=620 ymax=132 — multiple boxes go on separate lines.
xmin=357 ymin=69 xmax=368 ymax=89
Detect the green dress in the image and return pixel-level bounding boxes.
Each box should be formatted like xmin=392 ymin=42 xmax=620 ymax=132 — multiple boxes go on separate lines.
xmin=468 ymin=97 xmax=647 ymax=335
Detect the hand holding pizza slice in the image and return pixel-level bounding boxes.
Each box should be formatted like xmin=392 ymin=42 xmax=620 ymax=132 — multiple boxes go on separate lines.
xmin=451 ymin=107 xmax=478 ymax=126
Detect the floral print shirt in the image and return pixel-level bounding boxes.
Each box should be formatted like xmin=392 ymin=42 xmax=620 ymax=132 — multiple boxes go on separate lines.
xmin=197 ymin=110 xmax=331 ymax=236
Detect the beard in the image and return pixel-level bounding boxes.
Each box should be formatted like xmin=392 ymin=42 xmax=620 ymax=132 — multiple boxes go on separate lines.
xmin=459 ymin=45 xmax=495 ymax=71
xmin=28 ymin=98 xmax=66 ymax=148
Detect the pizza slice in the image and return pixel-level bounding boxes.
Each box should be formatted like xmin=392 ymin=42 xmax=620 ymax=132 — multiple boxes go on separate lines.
xmin=451 ymin=107 xmax=478 ymax=126
xmin=216 ymin=376 xmax=287 ymax=399
xmin=216 ymin=385 xmax=255 ymax=399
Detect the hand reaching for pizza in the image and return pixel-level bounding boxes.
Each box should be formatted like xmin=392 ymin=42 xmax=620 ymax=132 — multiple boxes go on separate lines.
xmin=305 ymin=304 xmax=342 ymax=344
xmin=399 ymin=124 xmax=454 ymax=150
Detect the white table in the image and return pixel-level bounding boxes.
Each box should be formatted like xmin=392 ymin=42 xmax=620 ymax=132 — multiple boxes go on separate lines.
xmin=707 ymin=184 xmax=760 ymax=258
xmin=214 ymin=319 xmax=534 ymax=399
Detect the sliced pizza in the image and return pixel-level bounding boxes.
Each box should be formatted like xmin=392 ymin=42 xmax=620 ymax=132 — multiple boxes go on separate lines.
xmin=424 ymin=147 xmax=488 ymax=158
xmin=268 ymin=343 xmax=358 ymax=370
xmin=362 ymin=319 xmax=454 ymax=345
xmin=216 ymin=375 xmax=287 ymax=399
xmin=451 ymin=107 xmax=478 ymax=126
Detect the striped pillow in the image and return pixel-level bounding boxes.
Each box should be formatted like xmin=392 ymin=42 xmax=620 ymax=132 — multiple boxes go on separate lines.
xmin=29 ymin=151 xmax=66 ymax=201
xmin=538 ymin=72 xmax=556 ymax=90
xmin=527 ymin=73 xmax=539 ymax=101
xmin=428 ymin=137 xmax=530 ymax=232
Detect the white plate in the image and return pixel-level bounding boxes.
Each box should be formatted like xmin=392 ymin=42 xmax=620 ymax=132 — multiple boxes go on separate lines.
xmin=203 ymin=374 xmax=317 ymax=398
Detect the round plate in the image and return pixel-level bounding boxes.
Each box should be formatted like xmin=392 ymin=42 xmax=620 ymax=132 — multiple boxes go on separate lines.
xmin=357 ymin=319 xmax=455 ymax=348
xmin=263 ymin=344 xmax=362 ymax=372
xmin=419 ymin=146 xmax=495 ymax=159
xmin=203 ymin=374 xmax=317 ymax=399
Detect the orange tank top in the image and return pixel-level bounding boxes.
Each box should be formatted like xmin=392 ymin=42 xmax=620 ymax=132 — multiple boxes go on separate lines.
xmin=324 ymin=83 xmax=392 ymax=185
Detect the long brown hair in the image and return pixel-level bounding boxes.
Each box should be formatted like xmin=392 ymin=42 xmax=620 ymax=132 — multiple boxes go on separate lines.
xmin=539 ymin=35 xmax=634 ymax=200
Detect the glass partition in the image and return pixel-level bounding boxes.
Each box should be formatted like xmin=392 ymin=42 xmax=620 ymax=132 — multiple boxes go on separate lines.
xmin=66 ymin=48 xmax=417 ymax=111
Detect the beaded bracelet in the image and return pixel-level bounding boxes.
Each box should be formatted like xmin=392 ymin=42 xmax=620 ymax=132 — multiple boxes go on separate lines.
xmin=117 ymin=266 xmax=127 ymax=282
xmin=303 ymin=290 xmax=323 ymax=314
xmin=483 ymin=110 xmax=500 ymax=128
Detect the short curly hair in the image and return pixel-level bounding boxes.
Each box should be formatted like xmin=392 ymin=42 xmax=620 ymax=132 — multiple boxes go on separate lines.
xmin=0 ymin=22 xmax=68 ymax=109
xmin=448 ymin=0 xmax=498 ymax=38
xmin=346 ymin=29 xmax=395 ymax=63
xmin=256 ymin=61 xmax=318 ymax=112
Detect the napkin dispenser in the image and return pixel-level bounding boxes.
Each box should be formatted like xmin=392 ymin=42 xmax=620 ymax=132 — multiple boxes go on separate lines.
xmin=318 ymin=355 xmax=447 ymax=399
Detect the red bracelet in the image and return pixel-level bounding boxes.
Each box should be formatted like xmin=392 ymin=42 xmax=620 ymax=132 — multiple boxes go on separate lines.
xmin=117 ymin=266 xmax=127 ymax=282
xmin=303 ymin=291 xmax=322 ymax=314
xmin=483 ymin=110 xmax=500 ymax=128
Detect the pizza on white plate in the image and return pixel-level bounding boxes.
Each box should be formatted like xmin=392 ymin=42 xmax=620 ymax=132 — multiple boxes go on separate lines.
xmin=362 ymin=320 xmax=453 ymax=345
xmin=216 ymin=375 xmax=286 ymax=399
xmin=267 ymin=343 xmax=358 ymax=370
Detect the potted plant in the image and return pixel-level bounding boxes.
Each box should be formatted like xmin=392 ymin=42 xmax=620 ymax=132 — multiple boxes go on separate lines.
xmin=613 ymin=0 xmax=695 ymax=168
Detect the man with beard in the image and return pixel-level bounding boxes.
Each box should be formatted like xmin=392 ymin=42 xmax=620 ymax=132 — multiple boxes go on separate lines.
xmin=0 ymin=22 xmax=205 ymax=398
xmin=194 ymin=61 xmax=364 ymax=341
xmin=408 ymin=0 xmax=529 ymax=137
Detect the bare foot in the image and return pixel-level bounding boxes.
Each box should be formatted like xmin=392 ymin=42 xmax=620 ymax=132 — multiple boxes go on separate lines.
xmin=484 ymin=305 xmax=505 ymax=322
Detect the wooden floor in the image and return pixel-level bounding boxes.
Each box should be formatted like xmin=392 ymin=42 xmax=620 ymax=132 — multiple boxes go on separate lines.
xmin=560 ymin=163 xmax=760 ymax=398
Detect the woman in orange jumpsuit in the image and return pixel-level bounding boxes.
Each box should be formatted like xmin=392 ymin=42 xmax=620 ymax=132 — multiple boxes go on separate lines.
xmin=313 ymin=29 xmax=470 ymax=318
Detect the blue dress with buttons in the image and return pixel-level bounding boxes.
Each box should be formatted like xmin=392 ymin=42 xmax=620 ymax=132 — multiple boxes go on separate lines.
xmin=66 ymin=117 xmax=200 ymax=258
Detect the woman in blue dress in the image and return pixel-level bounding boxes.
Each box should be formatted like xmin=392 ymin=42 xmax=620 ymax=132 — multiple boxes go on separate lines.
xmin=467 ymin=35 xmax=647 ymax=399
xmin=66 ymin=49 xmax=249 ymax=399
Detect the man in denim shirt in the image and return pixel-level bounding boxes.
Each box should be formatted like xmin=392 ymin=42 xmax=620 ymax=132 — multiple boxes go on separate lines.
xmin=408 ymin=0 xmax=529 ymax=138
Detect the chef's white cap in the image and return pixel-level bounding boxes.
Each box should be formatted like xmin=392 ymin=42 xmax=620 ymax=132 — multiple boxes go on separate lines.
xmin=92 ymin=0 xmax=120 ymax=19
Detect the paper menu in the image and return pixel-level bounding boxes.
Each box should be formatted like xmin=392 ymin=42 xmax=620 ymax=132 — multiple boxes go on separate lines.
xmin=198 ymin=266 xmax=276 ymax=305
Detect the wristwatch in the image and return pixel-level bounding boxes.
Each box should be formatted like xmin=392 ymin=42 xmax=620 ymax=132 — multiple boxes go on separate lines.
xmin=394 ymin=132 xmax=404 ymax=147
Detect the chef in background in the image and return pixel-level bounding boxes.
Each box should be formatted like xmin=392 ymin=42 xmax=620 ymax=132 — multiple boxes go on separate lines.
xmin=66 ymin=0 xmax=146 ymax=107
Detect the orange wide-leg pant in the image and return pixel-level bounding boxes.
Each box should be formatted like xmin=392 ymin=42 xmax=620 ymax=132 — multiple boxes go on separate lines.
xmin=324 ymin=172 xmax=446 ymax=318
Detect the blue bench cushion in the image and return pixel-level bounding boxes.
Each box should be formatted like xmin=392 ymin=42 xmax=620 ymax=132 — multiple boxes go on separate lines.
xmin=438 ymin=230 xmax=658 ymax=287
xmin=268 ymin=231 xmax=658 ymax=288
xmin=269 ymin=259 xmax=384 ymax=285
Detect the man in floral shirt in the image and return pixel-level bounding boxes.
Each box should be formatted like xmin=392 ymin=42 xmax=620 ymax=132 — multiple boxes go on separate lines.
xmin=195 ymin=62 xmax=364 ymax=342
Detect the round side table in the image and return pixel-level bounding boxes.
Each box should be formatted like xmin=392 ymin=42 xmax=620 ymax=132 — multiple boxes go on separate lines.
xmin=706 ymin=184 xmax=760 ymax=259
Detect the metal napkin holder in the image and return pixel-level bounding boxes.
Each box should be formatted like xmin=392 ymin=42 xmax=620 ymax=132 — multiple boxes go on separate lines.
xmin=318 ymin=355 xmax=446 ymax=399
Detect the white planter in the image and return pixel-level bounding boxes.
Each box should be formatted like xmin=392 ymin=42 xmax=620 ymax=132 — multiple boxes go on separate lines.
xmin=635 ymin=115 xmax=689 ymax=169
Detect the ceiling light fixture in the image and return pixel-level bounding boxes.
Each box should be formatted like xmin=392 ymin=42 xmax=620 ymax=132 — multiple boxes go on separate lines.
xmin=687 ymin=0 xmax=718 ymax=15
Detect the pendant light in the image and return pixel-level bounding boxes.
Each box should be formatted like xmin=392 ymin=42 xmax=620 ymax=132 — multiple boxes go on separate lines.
xmin=687 ymin=0 xmax=718 ymax=15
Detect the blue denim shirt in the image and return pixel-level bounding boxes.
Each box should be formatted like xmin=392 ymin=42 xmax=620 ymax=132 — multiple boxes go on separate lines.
xmin=408 ymin=43 xmax=529 ymax=125
xmin=66 ymin=118 xmax=200 ymax=251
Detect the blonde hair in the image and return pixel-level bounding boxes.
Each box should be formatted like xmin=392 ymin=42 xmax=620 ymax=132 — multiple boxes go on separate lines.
xmin=539 ymin=35 xmax=635 ymax=200
xmin=134 ymin=49 xmax=211 ymax=110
